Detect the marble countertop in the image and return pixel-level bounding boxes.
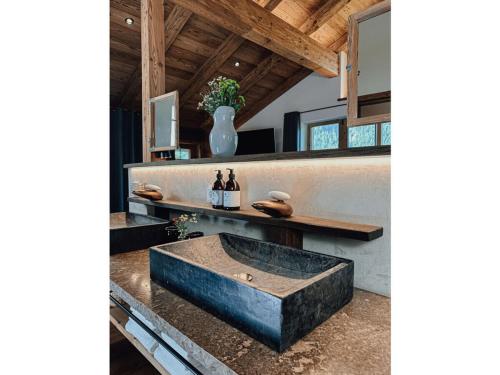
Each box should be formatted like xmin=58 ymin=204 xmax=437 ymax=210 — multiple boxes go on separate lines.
xmin=110 ymin=249 xmax=390 ymax=375
xmin=110 ymin=212 xmax=168 ymax=230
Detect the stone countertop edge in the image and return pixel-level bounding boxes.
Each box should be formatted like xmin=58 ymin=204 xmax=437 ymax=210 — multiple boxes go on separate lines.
xmin=110 ymin=250 xmax=390 ymax=375
xmin=110 ymin=280 xmax=236 ymax=375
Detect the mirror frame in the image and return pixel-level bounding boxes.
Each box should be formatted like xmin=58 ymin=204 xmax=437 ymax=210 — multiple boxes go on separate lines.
xmin=149 ymin=90 xmax=179 ymax=152
xmin=347 ymin=0 xmax=391 ymax=127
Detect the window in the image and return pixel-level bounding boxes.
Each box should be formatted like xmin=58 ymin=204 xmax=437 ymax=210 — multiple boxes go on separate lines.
xmin=348 ymin=122 xmax=391 ymax=148
xmin=348 ymin=124 xmax=376 ymax=147
xmin=381 ymin=122 xmax=391 ymax=145
xmin=308 ymin=119 xmax=391 ymax=150
xmin=175 ymin=148 xmax=191 ymax=160
xmin=308 ymin=120 xmax=343 ymax=150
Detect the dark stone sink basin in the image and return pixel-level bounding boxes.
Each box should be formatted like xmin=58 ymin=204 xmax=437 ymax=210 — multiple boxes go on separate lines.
xmin=110 ymin=212 xmax=178 ymax=255
xmin=149 ymin=233 xmax=354 ymax=352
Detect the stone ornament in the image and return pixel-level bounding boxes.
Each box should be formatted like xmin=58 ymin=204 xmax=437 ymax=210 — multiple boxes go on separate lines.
xmin=269 ymin=191 xmax=291 ymax=201
xmin=252 ymin=190 xmax=293 ymax=218
xmin=132 ymin=182 xmax=163 ymax=201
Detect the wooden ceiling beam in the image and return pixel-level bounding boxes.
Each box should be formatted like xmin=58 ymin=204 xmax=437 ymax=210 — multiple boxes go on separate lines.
xmin=141 ymin=0 xmax=166 ymax=162
xmin=179 ymin=34 xmax=245 ymax=108
xmin=262 ymin=0 xmax=284 ymax=11
xmin=239 ymin=53 xmax=282 ymax=96
xmin=169 ymin=0 xmax=338 ymax=77
xmin=118 ymin=4 xmax=191 ymax=110
xmin=198 ymin=1 xmax=284 ymax=130
xmin=299 ymin=0 xmax=350 ymax=35
xmin=329 ymin=33 xmax=348 ymax=51
xmin=164 ymin=5 xmax=192 ymax=51
xmin=201 ymin=0 xmax=345 ymax=127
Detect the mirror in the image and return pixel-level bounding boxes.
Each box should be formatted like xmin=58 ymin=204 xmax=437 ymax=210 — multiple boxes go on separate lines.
xmin=358 ymin=11 xmax=391 ymax=97
xmin=347 ymin=1 xmax=391 ymax=126
xmin=149 ymin=90 xmax=179 ymax=152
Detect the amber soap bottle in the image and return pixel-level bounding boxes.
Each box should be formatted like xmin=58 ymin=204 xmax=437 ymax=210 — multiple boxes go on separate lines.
xmin=223 ymin=168 xmax=240 ymax=211
xmin=211 ymin=170 xmax=225 ymax=209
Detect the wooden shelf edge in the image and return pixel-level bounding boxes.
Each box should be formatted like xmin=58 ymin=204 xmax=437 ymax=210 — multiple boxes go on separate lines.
xmin=128 ymin=197 xmax=383 ymax=241
xmin=110 ymin=305 xmax=171 ymax=375
xmin=124 ymin=146 xmax=390 ymax=168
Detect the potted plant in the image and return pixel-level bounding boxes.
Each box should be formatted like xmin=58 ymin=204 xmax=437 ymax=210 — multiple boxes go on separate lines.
xmin=198 ymin=76 xmax=245 ymax=157
xmin=171 ymin=213 xmax=203 ymax=240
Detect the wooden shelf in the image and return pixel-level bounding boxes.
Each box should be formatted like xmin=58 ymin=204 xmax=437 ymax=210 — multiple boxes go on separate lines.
xmin=110 ymin=304 xmax=170 ymax=375
xmin=124 ymin=146 xmax=390 ymax=169
xmin=128 ymin=197 xmax=383 ymax=241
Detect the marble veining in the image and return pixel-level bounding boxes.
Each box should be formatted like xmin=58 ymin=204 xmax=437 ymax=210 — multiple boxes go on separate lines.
xmin=110 ymin=249 xmax=390 ymax=374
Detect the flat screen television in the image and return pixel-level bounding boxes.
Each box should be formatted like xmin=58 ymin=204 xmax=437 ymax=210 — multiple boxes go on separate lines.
xmin=235 ymin=128 xmax=276 ymax=155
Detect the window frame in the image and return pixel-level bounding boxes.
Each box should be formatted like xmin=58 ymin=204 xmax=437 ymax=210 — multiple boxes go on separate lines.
xmin=308 ymin=118 xmax=390 ymax=150
xmin=307 ymin=118 xmax=347 ymax=151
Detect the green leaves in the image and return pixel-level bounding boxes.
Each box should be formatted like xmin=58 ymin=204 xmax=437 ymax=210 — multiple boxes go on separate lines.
xmin=197 ymin=76 xmax=246 ymax=116
xmin=174 ymin=213 xmax=198 ymax=240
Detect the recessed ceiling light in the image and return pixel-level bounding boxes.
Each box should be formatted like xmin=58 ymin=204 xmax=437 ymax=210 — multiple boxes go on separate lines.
xmin=234 ymin=61 xmax=240 ymax=67
xmin=125 ymin=17 xmax=134 ymax=25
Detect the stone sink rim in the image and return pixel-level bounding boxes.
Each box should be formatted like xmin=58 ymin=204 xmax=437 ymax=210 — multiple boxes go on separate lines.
xmin=150 ymin=233 xmax=350 ymax=299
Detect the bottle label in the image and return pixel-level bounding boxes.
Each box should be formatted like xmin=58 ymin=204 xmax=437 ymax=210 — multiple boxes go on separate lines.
xmin=207 ymin=185 xmax=213 ymax=203
xmin=223 ymin=191 xmax=240 ymax=208
xmin=210 ymin=190 xmax=224 ymax=206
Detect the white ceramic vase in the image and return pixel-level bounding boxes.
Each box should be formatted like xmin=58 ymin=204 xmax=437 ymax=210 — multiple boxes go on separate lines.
xmin=209 ymin=106 xmax=238 ymax=157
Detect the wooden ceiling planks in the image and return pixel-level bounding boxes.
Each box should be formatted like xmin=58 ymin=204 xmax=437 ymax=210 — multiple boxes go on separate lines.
xmin=179 ymin=34 xmax=246 ymax=108
xmin=174 ymin=0 xmax=285 ymax=112
xmin=110 ymin=0 xmax=383 ymax=128
xmin=299 ymin=0 xmax=350 ymax=35
xmin=164 ymin=6 xmax=192 ymax=51
xmin=169 ymin=0 xmax=339 ymax=76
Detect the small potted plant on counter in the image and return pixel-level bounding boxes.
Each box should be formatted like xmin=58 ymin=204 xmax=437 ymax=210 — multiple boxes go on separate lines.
xmin=197 ymin=76 xmax=245 ymax=157
xmin=171 ymin=213 xmax=203 ymax=241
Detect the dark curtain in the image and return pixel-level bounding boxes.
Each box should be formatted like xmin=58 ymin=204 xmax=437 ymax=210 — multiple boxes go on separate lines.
xmin=110 ymin=108 xmax=142 ymax=213
xmin=283 ymin=111 xmax=301 ymax=152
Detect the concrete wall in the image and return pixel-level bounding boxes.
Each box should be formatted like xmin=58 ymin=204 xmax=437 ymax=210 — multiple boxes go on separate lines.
xmin=129 ymin=155 xmax=391 ymax=296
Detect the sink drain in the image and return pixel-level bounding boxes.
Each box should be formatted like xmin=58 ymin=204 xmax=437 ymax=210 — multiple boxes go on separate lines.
xmin=233 ymin=272 xmax=253 ymax=282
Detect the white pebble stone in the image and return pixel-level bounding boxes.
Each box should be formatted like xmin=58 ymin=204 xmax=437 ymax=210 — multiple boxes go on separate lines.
xmin=269 ymin=191 xmax=291 ymax=201
xmin=145 ymin=183 xmax=162 ymax=192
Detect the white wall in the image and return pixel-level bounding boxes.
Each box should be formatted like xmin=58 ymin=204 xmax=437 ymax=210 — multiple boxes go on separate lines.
xmin=129 ymin=155 xmax=391 ymax=296
xmin=239 ymin=10 xmax=390 ymax=149
xmin=238 ymin=72 xmax=347 ymax=152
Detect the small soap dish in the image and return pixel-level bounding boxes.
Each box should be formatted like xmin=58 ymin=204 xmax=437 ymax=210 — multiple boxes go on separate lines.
xmin=251 ymin=191 xmax=293 ymax=218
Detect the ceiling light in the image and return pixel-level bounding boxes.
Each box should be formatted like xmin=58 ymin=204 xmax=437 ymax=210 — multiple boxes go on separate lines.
xmin=125 ymin=17 xmax=134 ymax=25
xmin=234 ymin=61 xmax=240 ymax=67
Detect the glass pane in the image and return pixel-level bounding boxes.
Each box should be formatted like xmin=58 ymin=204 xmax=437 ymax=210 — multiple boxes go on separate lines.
xmin=153 ymin=95 xmax=177 ymax=148
xmin=310 ymin=123 xmax=339 ymax=150
xmin=175 ymin=148 xmax=191 ymax=160
xmin=381 ymin=122 xmax=391 ymax=145
xmin=348 ymin=124 xmax=376 ymax=147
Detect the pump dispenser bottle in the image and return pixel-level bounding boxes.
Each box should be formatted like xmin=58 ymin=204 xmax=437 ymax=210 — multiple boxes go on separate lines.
xmin=223 ymin=168 xmax=240 ymax=211
xmin=211 ymin=170 xmax=225 ymax=209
